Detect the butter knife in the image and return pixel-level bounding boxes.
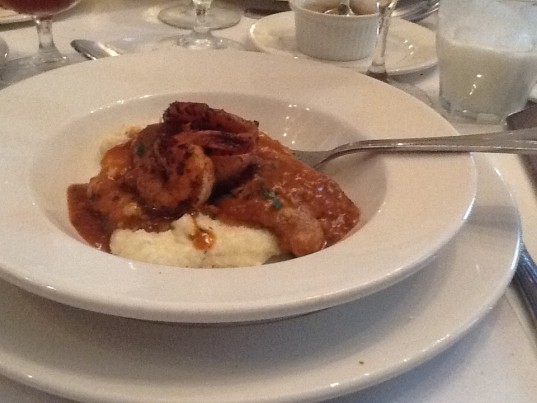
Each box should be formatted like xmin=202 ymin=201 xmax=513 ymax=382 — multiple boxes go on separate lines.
xmin=511 ymin=248 xmax=537 ymax=328
xmin=506 ymin=106 xmax=537 ymax=329
xmin=70 ymin=39 xmax=121 ymax=60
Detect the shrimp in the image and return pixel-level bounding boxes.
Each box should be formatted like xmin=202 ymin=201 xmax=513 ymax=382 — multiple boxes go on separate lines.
xmin=165 ymin=130 xmax=262 ymax=186
xmin=274 ymin=206 xmax=326 ymax=257
xmin=162 ymin=101 xmax=259 ymax=143
xmin=148 ymin=102 xmax=263 ymax=193
xmin=89 ymin=102 xmax=262 ymax=226
xmin=128 ymin=125 xmax=215 ymax=215
xmin=163 ymin=102 xmax=262 ymax=190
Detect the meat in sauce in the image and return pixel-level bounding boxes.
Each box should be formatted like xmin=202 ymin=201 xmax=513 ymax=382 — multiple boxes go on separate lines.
xmin=67 ymin=102 xmax=359 ymax=257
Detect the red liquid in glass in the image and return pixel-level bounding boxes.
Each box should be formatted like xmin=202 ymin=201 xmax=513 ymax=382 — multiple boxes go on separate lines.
xmin=0 ymin=0 xmax=75 ymax=15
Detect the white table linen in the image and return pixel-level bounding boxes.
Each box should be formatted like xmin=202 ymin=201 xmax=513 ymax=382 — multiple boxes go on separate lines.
xmin=0 ymin=1 xmax=536 ymax=401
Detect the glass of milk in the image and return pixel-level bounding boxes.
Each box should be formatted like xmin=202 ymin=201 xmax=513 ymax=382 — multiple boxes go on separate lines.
xmin=437 ymin=0 xmax=537 ymax=123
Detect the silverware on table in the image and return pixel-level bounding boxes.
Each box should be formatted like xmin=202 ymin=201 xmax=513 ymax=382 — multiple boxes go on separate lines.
xmin=505 ymin=106 xmax=537 ymax=329
xmin=292 ymin=108 xmax=537 ymax=329
xmin=291 ymin=127 xmax=537 ymax=168
xmin=70 ymin=39 xmax=121 ymax=60
xmin=510 ymin=248 xmax=537 ymax=328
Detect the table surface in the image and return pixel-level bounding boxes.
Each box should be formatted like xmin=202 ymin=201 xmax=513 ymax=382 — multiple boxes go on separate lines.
xmin=0 ymin=1 xmax=536 ymax=402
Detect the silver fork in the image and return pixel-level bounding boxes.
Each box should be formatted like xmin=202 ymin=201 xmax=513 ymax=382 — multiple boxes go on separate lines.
xmin=291 ymin=127 xmax=537 ymax=168
xmin=292 ymin=120 xmax=537 ymax=329
xmin=511 ymin=247 xmax=537 ymax=328
xmin=506 ymin=107 xmax=537 ymax=330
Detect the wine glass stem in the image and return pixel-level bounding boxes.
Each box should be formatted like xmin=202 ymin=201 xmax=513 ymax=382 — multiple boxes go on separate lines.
xmin=367 ymin=0 xmax=399 ymax=82
xmin=193 ymin=2 xmax=210 ymax=36
xmin=34 ymin=15 xmax=65 ymax=64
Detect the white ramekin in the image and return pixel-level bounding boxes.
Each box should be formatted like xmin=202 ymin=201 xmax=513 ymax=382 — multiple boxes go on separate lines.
xmin=290 ymin=0 xmax=379 ymax=61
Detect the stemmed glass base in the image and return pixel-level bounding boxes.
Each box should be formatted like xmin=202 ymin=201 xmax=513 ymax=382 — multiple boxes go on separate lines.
xmin=0 ymin=15 xmax=71 ymax=86
xmin=158 ymin=0 xmax=241 ymax=30
xmin=0 ymin=53 xmax=68 ymax=86
xmin=168 ymin=0 xmax=245 ymax=51
xmin=366 ymin=0 xmax=431 ymax=106
xmin=175 ymin=31 xmax=244 ymax=50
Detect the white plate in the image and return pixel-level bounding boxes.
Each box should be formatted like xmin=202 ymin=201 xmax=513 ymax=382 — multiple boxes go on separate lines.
xmin=0 ymin=49 xmax=475 ymax=323
xmin=249 ymin=12 xmax=437 ymax=75
xmin=0 ymin=155 xmax=518 ymax=402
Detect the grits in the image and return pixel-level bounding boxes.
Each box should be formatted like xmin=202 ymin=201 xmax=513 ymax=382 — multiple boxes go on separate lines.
xmin=110 ymin=213 xmax=282 ymax=268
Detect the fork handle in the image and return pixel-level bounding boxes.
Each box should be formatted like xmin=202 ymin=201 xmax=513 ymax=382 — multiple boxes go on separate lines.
xmin=332 ymin=127 xmax=537 ymax=155
xmin=512 ymin=245 xmax=537 ymax=329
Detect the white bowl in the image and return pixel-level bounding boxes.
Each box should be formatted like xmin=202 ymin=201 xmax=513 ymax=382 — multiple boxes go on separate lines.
xmin=289 ymin=0 xmax=379 ymax=61
xmin=0 ymin=49 xmax=476 ymax=324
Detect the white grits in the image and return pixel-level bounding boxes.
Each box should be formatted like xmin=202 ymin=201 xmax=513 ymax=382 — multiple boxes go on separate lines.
xmin=110 ymin=213 xmax=282 ymax=268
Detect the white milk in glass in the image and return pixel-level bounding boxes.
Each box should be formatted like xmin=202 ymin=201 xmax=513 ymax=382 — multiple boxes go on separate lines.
xmin=437 ymin=0 xmax=537 ymax=122
xmin=438 ymin=36 xmax=537 ymax=122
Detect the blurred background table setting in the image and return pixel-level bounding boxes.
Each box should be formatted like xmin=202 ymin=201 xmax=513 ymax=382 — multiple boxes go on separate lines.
xmin=0 ymin=0 xmax=536 ymax=402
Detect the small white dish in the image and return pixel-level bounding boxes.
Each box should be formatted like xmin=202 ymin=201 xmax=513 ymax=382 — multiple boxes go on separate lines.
xmin=249 ymin=11 xmax=437 ymax=75
xmin=0 ymin=155 xmax=519 ymax=402
xmin=0 ymin=49 xmax=474 ymax=323
xmin=289 ymin=0 xmax=378 ymax=61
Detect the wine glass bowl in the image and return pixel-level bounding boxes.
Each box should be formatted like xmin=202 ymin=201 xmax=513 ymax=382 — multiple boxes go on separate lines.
xmin=0 ymin=0 xmax=75 ymax=15
xmin=0 ymin=0 xmax=79 ymax=86
xmin=172 ymin=0 xmax=244 ymax=50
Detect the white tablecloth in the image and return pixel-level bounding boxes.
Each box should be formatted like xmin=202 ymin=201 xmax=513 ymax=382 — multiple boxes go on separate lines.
xmin=0 ymin=1 xmax=536 ymax=401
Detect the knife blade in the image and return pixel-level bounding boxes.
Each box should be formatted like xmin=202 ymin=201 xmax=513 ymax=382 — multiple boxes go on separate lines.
xmin=506 ymin=105 xmax=537 ymax=329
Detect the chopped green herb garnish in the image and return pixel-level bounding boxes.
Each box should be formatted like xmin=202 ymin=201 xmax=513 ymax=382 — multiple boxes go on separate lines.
xmin=271 ymin=198 xmax=283 ymax=209
xmin=261 ymin=187 xmax=283 ymax=209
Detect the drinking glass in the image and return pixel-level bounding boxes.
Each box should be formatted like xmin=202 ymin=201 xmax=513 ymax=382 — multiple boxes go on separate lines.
xmin=158 ymin=0 xmax=241 ymax=30
xmin=366 ymin=0 xmax=431 ymax=105
xmin=438 ymin=0 xmax=537 ymax=123
xmin=0 ymin=0 xmax=79 ymax=86
xmin=174 ymin=0 xmax=244 ymax=50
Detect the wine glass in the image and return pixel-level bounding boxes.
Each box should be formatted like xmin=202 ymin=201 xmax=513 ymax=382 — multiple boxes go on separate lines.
xmin=173 ymin=0 xmax=244 ymax=50
xmin=158 ymin=0 xmax=241 ymax=30
xmin=0 ymin=0 xmax=78 ymax=86
xmin=366 ymin=0 xmax=431 ymax=105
